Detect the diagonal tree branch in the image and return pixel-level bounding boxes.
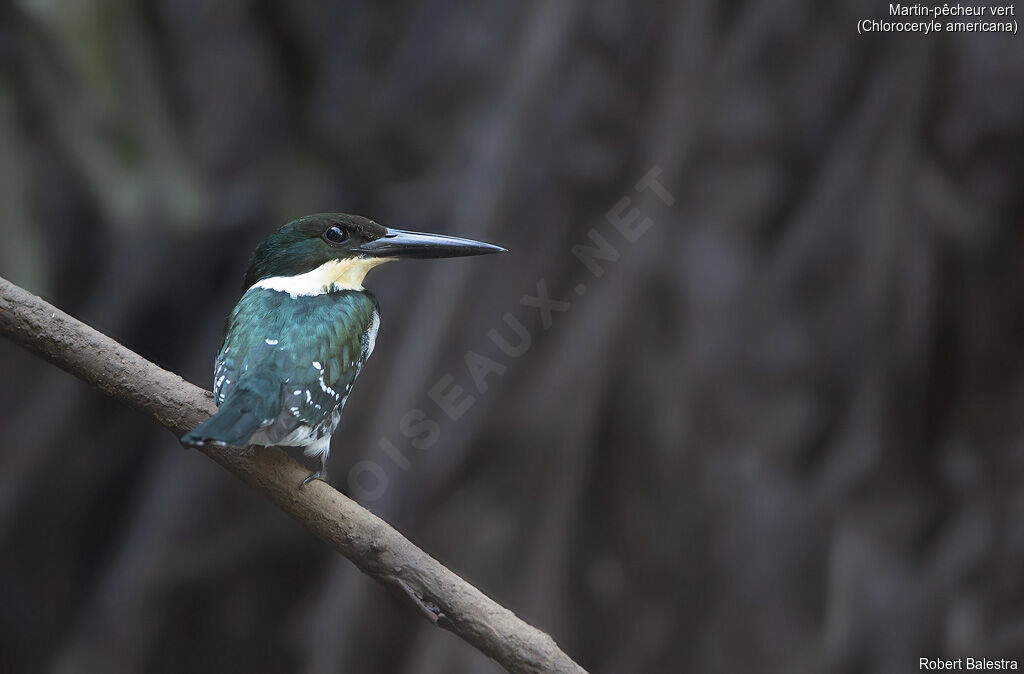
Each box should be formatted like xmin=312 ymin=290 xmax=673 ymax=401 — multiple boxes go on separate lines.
xmin=0 ymin=275 xmax=586 ymax=674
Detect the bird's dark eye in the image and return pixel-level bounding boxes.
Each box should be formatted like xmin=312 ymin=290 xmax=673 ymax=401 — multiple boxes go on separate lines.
xmin=323 ymin=226 xmax=350 ymax=245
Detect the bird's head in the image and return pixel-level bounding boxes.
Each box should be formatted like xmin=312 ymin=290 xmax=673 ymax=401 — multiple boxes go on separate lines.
xmin=242 ymin=213 xmax=506 ymax=295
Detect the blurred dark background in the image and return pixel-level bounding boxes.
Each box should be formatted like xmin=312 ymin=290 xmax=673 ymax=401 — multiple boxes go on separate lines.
xmin=1 ymin=1 xmax=1023 ymax=673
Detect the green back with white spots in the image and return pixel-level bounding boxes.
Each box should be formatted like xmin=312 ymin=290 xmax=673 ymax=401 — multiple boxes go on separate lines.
xmin=213 ymin=288 xmax=379 ymax=445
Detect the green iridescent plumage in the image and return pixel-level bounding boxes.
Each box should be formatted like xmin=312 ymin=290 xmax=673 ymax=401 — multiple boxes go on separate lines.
xmin=180 ymin=212 xmax=506 ymax=486
xmin=211 ymin=288 xmax=378 ymax=446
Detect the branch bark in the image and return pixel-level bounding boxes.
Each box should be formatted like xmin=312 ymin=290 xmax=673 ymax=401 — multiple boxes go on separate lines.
xmin=0 ymin=275 xmax=586 ymax=674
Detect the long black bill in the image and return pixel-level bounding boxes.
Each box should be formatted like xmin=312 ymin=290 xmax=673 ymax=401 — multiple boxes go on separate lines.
xmin=357 ymin=228 xmax=507 ymax=259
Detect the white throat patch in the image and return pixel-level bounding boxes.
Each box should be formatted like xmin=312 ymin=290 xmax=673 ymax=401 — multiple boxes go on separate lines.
xmin=251 ymin=258 xmax=390 ymax=297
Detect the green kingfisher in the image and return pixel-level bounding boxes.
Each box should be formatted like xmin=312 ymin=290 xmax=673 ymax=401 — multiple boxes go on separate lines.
xmin=181 ymin=213 xmax=506 ymax=485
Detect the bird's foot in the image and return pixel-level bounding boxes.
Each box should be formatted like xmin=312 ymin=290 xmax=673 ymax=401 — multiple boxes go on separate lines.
xmin=300 ymin=470 xmax=326 ymax=487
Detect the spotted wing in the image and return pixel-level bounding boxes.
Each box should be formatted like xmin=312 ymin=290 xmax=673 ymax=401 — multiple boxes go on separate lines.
xmin=213 ymin=289 xmax=379 ymax=445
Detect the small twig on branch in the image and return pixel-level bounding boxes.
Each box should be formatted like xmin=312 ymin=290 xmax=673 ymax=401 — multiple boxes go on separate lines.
xmin=0 ymin=275 xmax=586 ymax=674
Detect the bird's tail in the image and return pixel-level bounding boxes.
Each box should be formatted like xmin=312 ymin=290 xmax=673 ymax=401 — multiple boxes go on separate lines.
xmin=181 ymin=384 xmax=276 ymax=449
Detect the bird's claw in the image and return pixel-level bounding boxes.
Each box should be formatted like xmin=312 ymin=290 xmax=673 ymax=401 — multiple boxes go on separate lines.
xmin=300 ymin=470 xmax=324 ymax=487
